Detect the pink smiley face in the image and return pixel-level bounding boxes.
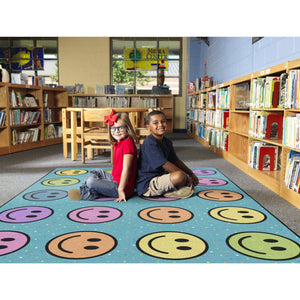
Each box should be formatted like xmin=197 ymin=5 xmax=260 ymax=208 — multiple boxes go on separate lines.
xmin=197 ymin=178 xmax=228 ymax=186
xmin=0 ymin=231 xmax=30 ymax=256
xmin=67 ymin=206 xmax=122 ymax=223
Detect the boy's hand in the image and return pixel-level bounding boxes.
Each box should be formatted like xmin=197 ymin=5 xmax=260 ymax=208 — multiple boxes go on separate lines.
xmin=190 ymin=173 xmax=199 ymax=186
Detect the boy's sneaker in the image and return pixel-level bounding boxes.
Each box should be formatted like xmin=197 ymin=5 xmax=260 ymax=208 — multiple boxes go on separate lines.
xmin=163 ymin=186 xmax=193 ymax=199
xmin=68 ymin=189 xmax=81 ymax=201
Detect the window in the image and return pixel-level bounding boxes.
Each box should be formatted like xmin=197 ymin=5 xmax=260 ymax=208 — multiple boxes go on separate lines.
xmin=110 ymin=37 xmax=182 ymax=95
xmin=0 ymin=37 xmax=58 ymax=85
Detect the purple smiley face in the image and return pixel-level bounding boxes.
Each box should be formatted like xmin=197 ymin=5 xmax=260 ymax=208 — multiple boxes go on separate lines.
xmin=67 ymin=206 xmax=122 ymax=223
xmin=0 ymin=231 xmax=30 ymax=256
xmin=198 ymin=178 xmax=228 ymax=186
xmin=0 ymin=206 xmax=54 ymax=223
xmin=193 ymin=169 xmax=216 ymax=176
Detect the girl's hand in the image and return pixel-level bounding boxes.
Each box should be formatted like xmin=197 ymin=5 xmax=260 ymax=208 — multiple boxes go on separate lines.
xmin=115 ymin=190 xmax=127 ymax=202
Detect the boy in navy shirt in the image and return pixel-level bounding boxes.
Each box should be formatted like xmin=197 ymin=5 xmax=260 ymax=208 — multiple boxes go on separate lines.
xmin=135 ymin=110 xmax=199 ymax=198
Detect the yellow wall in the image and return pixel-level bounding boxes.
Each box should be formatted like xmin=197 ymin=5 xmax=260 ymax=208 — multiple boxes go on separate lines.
xmin=58 ymin=37 xmax=187 ymax=129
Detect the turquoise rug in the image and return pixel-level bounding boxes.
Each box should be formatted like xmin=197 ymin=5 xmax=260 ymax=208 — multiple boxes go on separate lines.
xmin=0 ymin=168 xmax=299 ymax=263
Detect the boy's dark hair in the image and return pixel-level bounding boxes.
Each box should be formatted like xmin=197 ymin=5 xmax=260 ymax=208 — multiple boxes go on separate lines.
xmin=146 ymin=110 xmax=166 ymax=125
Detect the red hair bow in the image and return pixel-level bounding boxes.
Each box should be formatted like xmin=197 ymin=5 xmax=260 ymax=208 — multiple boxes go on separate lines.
xmin=104 ymin=110 xmax=118 ymax=126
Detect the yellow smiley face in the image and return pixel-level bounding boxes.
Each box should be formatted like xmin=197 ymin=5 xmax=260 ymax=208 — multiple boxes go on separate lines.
xmin=55 ymin=169 xmax=88 ymax=175
xmin=209 ymin=206 xmax=267 ymax=224
xmin=137 ymin=231 xmax=208 ymax=260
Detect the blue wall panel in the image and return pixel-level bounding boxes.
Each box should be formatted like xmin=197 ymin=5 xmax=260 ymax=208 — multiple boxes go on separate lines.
xmin=188 ymin=37 xmax=300 ymax=84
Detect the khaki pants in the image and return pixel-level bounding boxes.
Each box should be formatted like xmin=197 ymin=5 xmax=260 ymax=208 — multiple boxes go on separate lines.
xmin=143 ymin=174 xmax=176 ymax=197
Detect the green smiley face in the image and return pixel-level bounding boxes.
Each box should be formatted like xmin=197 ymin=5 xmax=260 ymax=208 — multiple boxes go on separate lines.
xmin=227 ymin=232 xmax=300 ymax=261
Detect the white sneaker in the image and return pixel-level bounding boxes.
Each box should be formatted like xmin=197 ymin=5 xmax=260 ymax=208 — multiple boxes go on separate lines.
xmin=163 ymin=186 xmax=193 ymax=199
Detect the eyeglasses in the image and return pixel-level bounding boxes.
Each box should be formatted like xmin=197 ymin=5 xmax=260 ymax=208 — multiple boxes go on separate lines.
xmin=110 ymin=125 xmax=126 ymax=133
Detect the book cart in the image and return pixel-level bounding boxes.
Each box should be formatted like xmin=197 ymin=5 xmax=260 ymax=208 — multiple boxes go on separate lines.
xmin=0 ymin=83 xmax=68 ymax=155
xmin=187 ymin=58 xmax=300 ymax=209
xmin=67 ymin=94 xmax=174 ymax=133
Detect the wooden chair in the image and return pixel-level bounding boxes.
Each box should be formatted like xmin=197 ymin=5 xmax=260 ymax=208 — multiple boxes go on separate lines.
xmin=62 ymin=108 xmax=83 ymax=160
xmin=80 ymin=108 xmax=113 ymax=163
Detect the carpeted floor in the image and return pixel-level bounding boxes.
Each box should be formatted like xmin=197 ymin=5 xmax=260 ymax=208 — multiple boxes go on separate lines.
xmin=1 ymin=167 xmax=299 ymax=263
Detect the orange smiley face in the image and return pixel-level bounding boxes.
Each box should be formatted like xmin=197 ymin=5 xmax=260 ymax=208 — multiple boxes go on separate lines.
xmin=45 ymin=231 xmax=117 ymax=259
xmin=138 ymin=206 xmax=193 ymax=224
xmin=197 ymin=189 xmax=243 ymax=201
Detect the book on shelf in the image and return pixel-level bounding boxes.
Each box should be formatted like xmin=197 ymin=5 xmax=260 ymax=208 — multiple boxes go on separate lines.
xmin=248 ymin=141 xmax=279 ymax=171
xmin=43 ymin=92 xmax=48 ymax=107
xmin=45 ymin=124 xmax=62 ymax=139
xmin=235 ymin=82 xmax=250 ymax=110
xmin=106 ymin=85 xmax=115 ymax=94
xmin=216 ymin=86 xmax=230 ymax=109
xmin=187 ymin=82 xmax=196 ymax=94
xmin=207 ymin=91 xmax=216 ymax=108
xmin=95 ymin=84 xmax=105 ymax=94
xmin=65 ymin=85 xmax=75 ymax=94
xmin=286 ymin=69 xmax=300 ymax=108
xmin=74 ymin=84 xmax=84 ymax=94
xmin=279 ymin=73 xmax=288 ymax=108
xmin=116 ymin=85 xmax=126 ymax=95
xmin=285 ymin=150 xmax=300 ymax=192
xmin=283 ymin=114 xmax=300 ymax=149
xmin=0 ymin=111 xmax=6 ymax=126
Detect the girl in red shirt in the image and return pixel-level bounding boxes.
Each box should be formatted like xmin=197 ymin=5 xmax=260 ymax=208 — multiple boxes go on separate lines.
xmin=68 ymin=110 xmax=137 ymax=202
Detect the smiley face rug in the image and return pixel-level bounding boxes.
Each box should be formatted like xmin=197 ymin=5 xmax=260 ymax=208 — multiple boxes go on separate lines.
xmin=0 ymin=168 xmax=299 ymax=263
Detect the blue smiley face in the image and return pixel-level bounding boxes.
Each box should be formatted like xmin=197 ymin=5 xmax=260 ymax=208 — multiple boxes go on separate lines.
xmin=23 ymin=189 xmax=68 ymax=201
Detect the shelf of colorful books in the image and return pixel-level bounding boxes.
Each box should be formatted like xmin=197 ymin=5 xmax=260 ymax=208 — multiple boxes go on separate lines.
xmin=0 ymin=83 xmax=68 ymax=155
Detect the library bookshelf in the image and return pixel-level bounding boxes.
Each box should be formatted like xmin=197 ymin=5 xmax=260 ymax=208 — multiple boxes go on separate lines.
xmin=187 ymin=58 xmax=300 ymax=209
xmin=68 ymin=93 xmax=174 ymax=132
xmin=0 ymin=83 xmax=68 ymax=155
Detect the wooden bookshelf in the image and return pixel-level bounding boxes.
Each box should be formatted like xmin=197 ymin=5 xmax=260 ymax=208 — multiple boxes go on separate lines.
xmin=187 ymin=58 xmax=300 ymax=209
xmin=68 ymin=93 xmax=174 ymax=132
xmin=0 ymin=83 xmax=68 ymax=155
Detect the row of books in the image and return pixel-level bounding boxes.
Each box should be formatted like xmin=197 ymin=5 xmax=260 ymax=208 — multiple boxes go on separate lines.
xmin=248 ymin=141 xmax=279 ymax=171
xmin=11 ymin=128 xmax=39 ymax=145
xmin=73 ymin=96 xmax=104 ymax=108
xmin=0 ymin=111 xmax=6 ymax=126
xmin=45 ymin=124 xmax=62 ymax=139
xmin=283 ymin=114 xmax=300 ymax=149
xmin=65 ymin=84 xmax=84 ymax=94
xmin=190 ymin=109 xmax=229 ymax=129
xmin=249 ymin=111 xmax=283 ymax=139
xmin=284 ymin=150 xmax=300 ymax=192
xmin=187 ymin=94 xmax=206 ymax=109
xmin=10 ymin=90 xmax=39 ymax=108
xmin=10 ymin=110 xmax=41 ymax=126
xmin=250 ymin=76 xmax=281 ymax=109
xmin=206 ymin=127 xmax=229 ymax=151
xmin=44 ymin=108 xmax=54 ymax=123
xmin=187 ymin=77 xmax=214 ymax=94
xmin=190 ymin=109 xmax=206 ymax=123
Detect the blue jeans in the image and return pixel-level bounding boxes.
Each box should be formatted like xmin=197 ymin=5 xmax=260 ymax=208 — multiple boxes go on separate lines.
xmin=80 ymin=169 xmax=119 ymax=201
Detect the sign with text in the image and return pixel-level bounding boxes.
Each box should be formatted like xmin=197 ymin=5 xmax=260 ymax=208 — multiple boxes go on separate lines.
xmin=124 ymin=48 xmax=168 ymax=71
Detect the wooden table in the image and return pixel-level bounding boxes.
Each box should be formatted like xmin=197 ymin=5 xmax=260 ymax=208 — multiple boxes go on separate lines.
xmin=62 ymin=107 xmax=151 ymax=161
